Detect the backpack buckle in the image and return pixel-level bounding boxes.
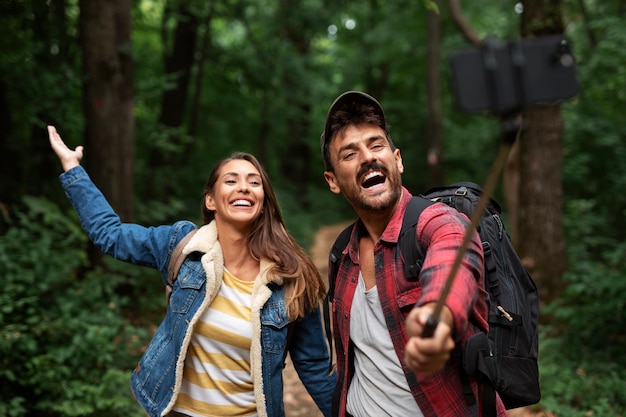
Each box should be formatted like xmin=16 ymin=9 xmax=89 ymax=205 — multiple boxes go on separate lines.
xmin=482 ymin=241 xmax=492 ymax=255
xmin=455 ymin=186 xmax=468 ymax=196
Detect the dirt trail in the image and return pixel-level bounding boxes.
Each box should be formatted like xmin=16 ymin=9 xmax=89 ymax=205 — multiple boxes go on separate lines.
xmin=284 ymin=222 xmax=349 ymax=417
xmin=283 ymin=222 xmax=546 ymax=417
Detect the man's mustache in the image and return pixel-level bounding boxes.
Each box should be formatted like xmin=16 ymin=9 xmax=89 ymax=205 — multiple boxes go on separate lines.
xmin=357 ymin=162 xmax=388 ymax=180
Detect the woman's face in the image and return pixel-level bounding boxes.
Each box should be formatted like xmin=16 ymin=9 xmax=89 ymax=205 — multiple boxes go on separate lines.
xmin=204 ymin=159 xmax=265 ymax=228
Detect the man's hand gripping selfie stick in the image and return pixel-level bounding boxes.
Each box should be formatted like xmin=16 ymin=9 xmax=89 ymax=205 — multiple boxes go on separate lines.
xmin=421 ymin=117 xmax=522 ymax=338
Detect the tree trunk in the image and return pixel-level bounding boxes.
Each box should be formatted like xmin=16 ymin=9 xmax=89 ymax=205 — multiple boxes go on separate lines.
xmin=517 ymin=105 xmax=567 ymax=304
xmin=276 ymin=0 xmax=314 ymax=199
xmin=503 ymin=139 xmax=521 ymax=245
xmin=79 ymin=0 xmax=135 ymax=266
xmin=187 ymin=5 xmax=214 ymax=140
xmin=158 ymin=3 xmax=199 ymax=129
xmin=426 ymin=2 xmax=444 ymax=186
xmin=517 ymin=0 xmax=568 ymax=305
xmin=141 ymin=1 xmax=201 ymax=199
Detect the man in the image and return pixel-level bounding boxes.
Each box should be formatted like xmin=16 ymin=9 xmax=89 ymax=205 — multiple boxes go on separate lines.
xmin=320 ymin=91 xmax=507 ymax=417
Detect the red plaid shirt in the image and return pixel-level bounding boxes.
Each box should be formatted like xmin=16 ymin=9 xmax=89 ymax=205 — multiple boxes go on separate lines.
xmin=331 ymin=188 xmax=507 ymax=417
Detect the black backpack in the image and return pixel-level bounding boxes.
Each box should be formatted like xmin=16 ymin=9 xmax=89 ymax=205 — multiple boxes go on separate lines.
xmin=326 ymin=182 xmax=540 ymax=413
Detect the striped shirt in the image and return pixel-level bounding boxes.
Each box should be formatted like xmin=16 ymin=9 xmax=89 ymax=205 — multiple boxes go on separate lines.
xmin=173 ymin=269 xmax=257 ymax=417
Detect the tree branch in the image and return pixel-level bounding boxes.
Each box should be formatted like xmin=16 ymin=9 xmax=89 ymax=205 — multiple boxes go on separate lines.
xmin=447 ymin=0 xmax=482 ymax=45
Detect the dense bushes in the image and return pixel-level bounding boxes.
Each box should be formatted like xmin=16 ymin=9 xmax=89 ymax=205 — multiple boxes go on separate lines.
xmin=536 ymin=199 xmax=626 ymax=416
xmin=0 ymin=197 xmax=152 ymax=417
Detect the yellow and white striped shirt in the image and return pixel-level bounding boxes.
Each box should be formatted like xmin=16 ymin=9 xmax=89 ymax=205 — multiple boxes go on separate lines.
xmin=173 ymin=269 xmax=256 ymax=417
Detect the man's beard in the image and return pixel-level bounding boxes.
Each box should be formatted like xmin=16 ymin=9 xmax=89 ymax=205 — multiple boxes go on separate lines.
xmin=353 ymin=183 xmax=402 ymax=212
xmin=350 ymin=162 xmax=402 ymax=212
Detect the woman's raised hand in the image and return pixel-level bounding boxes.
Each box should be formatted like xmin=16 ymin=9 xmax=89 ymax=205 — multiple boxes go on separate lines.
xmin=48 ymin=125 xmax=83 ymax=172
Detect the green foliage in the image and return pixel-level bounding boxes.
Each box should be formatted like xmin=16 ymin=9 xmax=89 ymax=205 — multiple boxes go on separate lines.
xmin=562 ymin=13 xmax=626 ymax=240
xmin=536 ymin=198 xmax=626 ymax=416
xmin=0 ymin=197 xmax=149 ymax=417
xmin=536 ymin=12 xmax=626 ymax=412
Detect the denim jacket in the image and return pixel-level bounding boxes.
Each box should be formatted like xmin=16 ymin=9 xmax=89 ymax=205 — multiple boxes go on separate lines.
xmin=60 ymin=166 xmax=335 ymax=417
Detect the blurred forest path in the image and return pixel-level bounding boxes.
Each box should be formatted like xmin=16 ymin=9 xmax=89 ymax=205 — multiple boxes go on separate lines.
xmin=283 ymin=222 xmax=551 ymax=417
xmin=284 ymin=222 xmax=349 ymax=417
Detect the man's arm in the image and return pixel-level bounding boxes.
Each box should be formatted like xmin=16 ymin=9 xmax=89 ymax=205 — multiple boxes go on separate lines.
xmin=404 ymin=204 xmax=483 ymax=373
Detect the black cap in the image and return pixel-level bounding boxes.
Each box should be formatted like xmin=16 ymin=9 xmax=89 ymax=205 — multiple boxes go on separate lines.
xmin=320 ymin=91 xmax=387 ymax=170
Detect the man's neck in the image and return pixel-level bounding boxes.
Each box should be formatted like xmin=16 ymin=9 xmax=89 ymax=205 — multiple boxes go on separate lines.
xmin=355 ymin=198 xmax=402 ymax=243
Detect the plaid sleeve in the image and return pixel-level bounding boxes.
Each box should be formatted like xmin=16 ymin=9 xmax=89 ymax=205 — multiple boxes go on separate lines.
xmin=414 ymin=203 xmax=484 ymax=336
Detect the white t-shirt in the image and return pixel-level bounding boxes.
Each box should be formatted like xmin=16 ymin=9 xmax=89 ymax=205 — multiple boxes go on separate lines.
xmin=346 ymin=274 xmax=424 ymax=417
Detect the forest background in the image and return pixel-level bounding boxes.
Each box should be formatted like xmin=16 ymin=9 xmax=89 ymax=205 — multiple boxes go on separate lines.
xmin=1 ymin=0 xmax=625 ymax=416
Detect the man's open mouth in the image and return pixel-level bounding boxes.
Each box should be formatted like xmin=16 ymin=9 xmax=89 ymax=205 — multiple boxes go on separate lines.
xmin=361 ymin=171 xmax=386 ymax=188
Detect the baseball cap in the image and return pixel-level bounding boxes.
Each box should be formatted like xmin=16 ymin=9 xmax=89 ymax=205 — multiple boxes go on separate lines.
xmin=320 ymin=91 xmax=387 ymax=169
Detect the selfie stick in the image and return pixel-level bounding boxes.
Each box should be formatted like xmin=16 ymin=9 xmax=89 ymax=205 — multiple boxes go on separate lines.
xmin=421 ymin=116 xmax=522 ymax=338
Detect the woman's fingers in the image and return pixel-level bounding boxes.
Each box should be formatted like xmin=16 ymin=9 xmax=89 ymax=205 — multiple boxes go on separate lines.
xmin=47 ymin=125 xmax=83 ymax=171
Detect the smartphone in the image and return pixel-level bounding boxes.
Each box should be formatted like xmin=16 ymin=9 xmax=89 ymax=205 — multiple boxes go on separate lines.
xmin=449 ymin=35 xmax=579 ymax=115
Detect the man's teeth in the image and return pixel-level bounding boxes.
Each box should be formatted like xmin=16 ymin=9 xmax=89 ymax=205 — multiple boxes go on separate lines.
xmin=364 ymin=171 xmax=382 ymax=181
xmin=232 ymin=200 xmax=252 ymax=206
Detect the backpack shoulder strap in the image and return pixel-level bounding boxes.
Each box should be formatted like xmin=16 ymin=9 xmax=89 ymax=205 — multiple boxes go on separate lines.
xmin=324 ymin=222 xmax=354 ymax=374
xmin=327 ymin=222 xmax=354 ymax=302
xmin=398 ymin=196 xmax=435 ymax=279
xmin=167 ymin=229 xmax=198 ymax=289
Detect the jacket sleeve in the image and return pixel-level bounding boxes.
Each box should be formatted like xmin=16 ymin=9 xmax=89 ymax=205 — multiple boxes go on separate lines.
xmin=288 ymin=307 xmax=337 ymax=417
xmin=415 ymin=203 xmax=484 ymax=336
xmin=59 ymin=165 xmax=193 ymax=276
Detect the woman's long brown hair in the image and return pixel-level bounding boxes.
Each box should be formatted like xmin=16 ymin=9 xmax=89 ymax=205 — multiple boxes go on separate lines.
xmin=201 ymin=152 xmax=325 ymax=320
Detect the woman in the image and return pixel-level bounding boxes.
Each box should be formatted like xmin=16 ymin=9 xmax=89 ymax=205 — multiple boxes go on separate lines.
xmin=48 ymin=126 xmax=335 ymax=417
